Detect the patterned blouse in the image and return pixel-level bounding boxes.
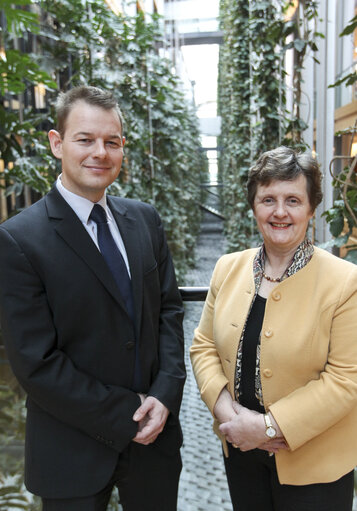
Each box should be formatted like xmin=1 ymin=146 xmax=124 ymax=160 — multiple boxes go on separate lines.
xmin=234 ymin=238 xmax=314 ymax=407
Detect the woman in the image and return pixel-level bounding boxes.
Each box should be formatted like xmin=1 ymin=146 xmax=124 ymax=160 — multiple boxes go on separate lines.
xmin=190 ymin=146 xmax=357 ymax=511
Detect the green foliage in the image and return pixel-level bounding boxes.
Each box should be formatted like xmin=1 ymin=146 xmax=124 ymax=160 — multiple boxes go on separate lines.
xmin=322 ymin=13 xmax=357 ymax=263
xmin=329 ymin=14 xmax=357 ymax=90
xmin=250 ymin=1 xmax=282 ymax=153
xmin=218 ymin=0 xmax=282 ymax=252
xmin=0 ymin=383 xmax=40 ymax=509
xmin=0 ymin=0 xmax=58 ymax=199
xmin=0 ymin=50 xmax=56 ymax=96
xmin=321 ymin=160 xmax=357 ymax=263
xmin=218 ymin=0 xmax=323 ymax=251
xmin=0 ymin=0 xmax=39 ymax=37
xmin=279 ymin=0 xmax=322 ymax=149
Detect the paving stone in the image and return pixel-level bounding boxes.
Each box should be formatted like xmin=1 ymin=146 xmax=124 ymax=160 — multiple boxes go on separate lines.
xmin=177 ymin=207 xmax=232 ymax=511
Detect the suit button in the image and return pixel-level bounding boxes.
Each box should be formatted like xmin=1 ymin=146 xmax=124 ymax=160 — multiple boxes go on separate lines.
xmin=125 ymin=341 xmax=135 ymax=350
xmin=263 ymin=368 xmax=273 ymax=378
xmin=272 ymin=292 xmax=281 ymax=301
xmin=264 ymin=329 xmax=273 ymax=338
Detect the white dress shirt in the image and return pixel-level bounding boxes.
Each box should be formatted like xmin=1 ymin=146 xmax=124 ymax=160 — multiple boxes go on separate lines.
xmin=56 ymin=175 xmax=131 ymax=276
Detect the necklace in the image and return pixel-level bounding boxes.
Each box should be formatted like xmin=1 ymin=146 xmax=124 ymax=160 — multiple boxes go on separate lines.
xmin=262 ymin=271 xmax=283 ymax=283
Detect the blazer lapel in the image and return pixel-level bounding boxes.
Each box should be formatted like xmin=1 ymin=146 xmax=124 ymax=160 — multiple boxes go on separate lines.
xmin=108 ymin=197 xmax=144 ymax=336
xmin=44 ymin=188 xmax=128 ymax=312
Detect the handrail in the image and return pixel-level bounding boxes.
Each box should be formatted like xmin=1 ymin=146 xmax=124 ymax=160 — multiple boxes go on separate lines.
xmin=179 ymin=286 xmax=208 ymax=302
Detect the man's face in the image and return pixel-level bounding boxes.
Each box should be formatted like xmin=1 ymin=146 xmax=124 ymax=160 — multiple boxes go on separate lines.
xmin=48 ymin=101 xmax=125 ymax=202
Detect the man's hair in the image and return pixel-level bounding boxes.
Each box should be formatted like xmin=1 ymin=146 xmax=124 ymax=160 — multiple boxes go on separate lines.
xmin=247 ymin=146 xmax=323 ymax=212
xmin=55 ymin=85 xmax=124 ymax=136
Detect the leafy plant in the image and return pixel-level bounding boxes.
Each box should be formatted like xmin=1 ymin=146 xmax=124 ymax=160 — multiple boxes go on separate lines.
xmin=0 ymin=0 xmax=58 ymax=201
xmin=328 ymin=14 xmax=357 ymax=90
xmin=218 ymin=0 xmax=283 ymax=252
xmin=218 ymin=0 xmax=323 ymax=251
xmin=0 ymin=382 xmax=40 ymax=509
xmin=322 ymin=14 xmax=357 ymax=263
xmin=0 ymin=473 xmax=38 ymax=510
xmin=321 ymin=154 xmax=357 ymax=263
xmin=280 ymin=0 xmax=322 ymax=148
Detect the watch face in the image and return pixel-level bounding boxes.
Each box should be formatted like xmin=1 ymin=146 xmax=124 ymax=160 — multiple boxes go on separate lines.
xmin=266 ymin=426 xmax=276 ymax=438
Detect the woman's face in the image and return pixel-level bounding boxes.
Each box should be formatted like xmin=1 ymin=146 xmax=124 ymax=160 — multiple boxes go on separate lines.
xmin=253 ymin=174 xmax=313 ymax=254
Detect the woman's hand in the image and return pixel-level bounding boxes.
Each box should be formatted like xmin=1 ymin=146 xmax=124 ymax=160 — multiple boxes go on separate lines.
xmin=219 ymin=403 xmax=266 ymax=451
xmin=219 ymin=403 xmax=287 ymax=452
xmin=213 ymin=387 xmax=237 ymax=424
xmin=259 ymin=438 xmax=288 ymax=454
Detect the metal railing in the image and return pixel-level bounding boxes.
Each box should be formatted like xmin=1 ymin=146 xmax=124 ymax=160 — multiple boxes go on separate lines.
xmin=179 ymin=286 xmax=208 ymax=302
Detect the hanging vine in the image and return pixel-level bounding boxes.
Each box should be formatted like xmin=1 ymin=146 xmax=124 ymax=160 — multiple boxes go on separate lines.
xmin=281 ymin=0 xmax=321 ymax=148
xmin=218 ymin=0 xmax=282 ymax=252
xmin=218 ymin=0 xmax=322 ymax=251
xmin=322 ymin=13 xmax=357 ymax=264
xmin=250 ymin=0 xmax=282 ymax=156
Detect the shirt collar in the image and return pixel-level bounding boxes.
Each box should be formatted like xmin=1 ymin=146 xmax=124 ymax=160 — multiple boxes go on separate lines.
xmin=56 ymin=174 xmax=107 ymax=224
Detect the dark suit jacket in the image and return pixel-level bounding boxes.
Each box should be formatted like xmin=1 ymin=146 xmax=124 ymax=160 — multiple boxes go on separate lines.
xmin=0 ymin=187 xmax=185 ymax=498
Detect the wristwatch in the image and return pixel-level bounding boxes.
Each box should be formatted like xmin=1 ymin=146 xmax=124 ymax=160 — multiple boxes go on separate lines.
xmin=264 ymin=413 xmax=277 ymax=439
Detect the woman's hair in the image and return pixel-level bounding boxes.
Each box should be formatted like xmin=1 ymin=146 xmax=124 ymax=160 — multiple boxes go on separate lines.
xmin=55 ymin=85 xmax=124 ymax=137
xmin=247 ymin=146 xmax=323 ymax=212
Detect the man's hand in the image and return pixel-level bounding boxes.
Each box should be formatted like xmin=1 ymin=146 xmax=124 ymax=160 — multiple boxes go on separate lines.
xmin=132 ymin=396 xmax=169 ymax=445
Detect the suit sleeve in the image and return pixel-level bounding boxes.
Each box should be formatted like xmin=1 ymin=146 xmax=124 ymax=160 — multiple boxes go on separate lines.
xmin=0 ymin=226 xmax=141 ymax=453
xmin=270 ymin=266 xmax=357 ymax=451
xmin=145 ymin=207 xmax=186 ymax=417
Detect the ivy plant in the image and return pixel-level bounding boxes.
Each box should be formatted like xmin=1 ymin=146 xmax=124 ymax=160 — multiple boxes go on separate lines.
xmin=322 ymin=13 xmax=357 ymax=264
xmin=321 ymin=159 xmax=357 ymax=263
xmin=0 ymin=0 xmax=57 ymax=198
xmin=218 ymin=0 xmax=282 ymax=252
xmin=0 ymin=382 xmax=41 ymax=510
xmin=280 ymin=0 xmax=322 ymax=148
xmin=218 ymin=0 xmax=323 ymax=251
xmin=328 ymin=14 xmax=357 ymax=89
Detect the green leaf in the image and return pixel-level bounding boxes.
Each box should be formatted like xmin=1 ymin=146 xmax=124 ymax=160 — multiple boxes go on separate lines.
xmin=339 ymin=15 xmax=357 ymax=37
xmin=329 ymin=214 xmax=345 ymax=237
xmin=344 ymin=249 xmax=357 ymax=264
xmin=294 ymin=39 xmax=306 ymax=52
xmin=1 ymin=0 xmax=39 ymax=37
xmin=329 ymin=71 xmax=357 ymax=89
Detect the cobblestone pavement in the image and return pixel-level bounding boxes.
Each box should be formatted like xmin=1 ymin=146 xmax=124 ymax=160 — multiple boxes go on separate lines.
xmin=177 ymin=210 xmax=233 ymax=511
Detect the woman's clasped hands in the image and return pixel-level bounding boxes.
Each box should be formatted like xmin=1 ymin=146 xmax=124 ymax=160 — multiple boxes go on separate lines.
xmin=214 ymin=389 xmax=287 ymax=454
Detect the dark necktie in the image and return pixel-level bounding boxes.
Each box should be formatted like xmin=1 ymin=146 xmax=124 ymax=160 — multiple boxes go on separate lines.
xmin=90 ymin=204 xmax=141 ymax=390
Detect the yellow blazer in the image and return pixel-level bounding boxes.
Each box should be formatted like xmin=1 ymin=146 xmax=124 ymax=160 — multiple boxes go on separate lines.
xmin=190 ymin=247 xmax=357 ymax=485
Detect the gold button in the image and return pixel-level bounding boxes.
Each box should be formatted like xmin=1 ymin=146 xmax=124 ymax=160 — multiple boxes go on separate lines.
xmin=272 ymin=292 xmax=281 ymax=301
xmin=263 ymin=368 xmax=273 ymax=378
xmin=264 ymin=329 xmax=273 ymax=338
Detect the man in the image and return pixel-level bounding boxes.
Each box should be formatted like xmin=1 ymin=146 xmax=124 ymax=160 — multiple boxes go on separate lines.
xmin=0 ymin=86 xmax=185 ymax=510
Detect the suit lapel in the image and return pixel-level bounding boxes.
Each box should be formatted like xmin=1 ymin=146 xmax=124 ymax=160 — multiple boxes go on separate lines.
xmin=108 ymin=197 xmax=144 ymax=336
xmin=45 ymin=188 xmax=129 ymax=313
